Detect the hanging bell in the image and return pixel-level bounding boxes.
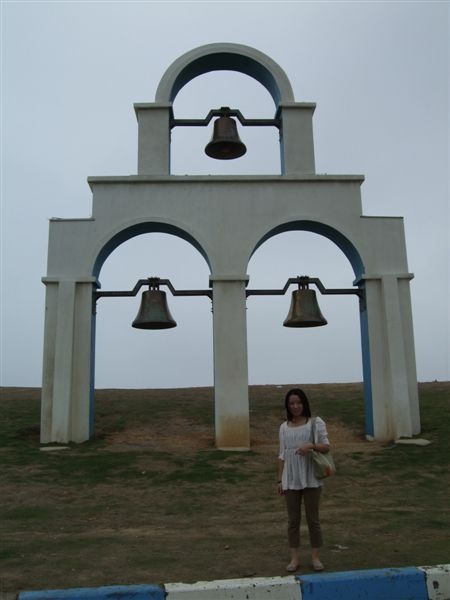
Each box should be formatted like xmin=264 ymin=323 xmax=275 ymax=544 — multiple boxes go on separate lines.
xmin=283 ymin=289 xmax=328 ymax=328
xmin=132 ymin=290 xmax=177 ymax=329
xmin=205 ymin=116 xmax=247 ymax=160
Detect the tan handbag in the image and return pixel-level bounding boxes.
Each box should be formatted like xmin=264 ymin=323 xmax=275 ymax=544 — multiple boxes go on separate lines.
xmin=311 ymin=417 xmax=336 ymax=478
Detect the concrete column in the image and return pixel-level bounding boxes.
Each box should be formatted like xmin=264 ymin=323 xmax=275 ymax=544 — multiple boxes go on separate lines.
xmin=359 ymin=273 xmax=420 ymax=440
xmin=41 ymin=281 xmax=58 ymax=442
xmin=210 ymin=276 xmax=250 ymax=450
xmin=134 ymin=103 xmax=172 ymax=175
xmin=278 ymin=103 xmax=316 ymax=174
xmin=41 ymin=277 xmax=96 ymax=443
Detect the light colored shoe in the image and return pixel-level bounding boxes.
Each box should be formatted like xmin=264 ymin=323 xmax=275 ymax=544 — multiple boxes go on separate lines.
xmin=286 ymin=561 xmax=299 ymax=572
xmin=312 ymin=560 xmax=324 ymax=571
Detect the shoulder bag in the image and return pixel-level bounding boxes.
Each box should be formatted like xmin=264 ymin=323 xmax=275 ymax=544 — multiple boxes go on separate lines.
xmin=310 ymin=417 xmax=336 ymax=479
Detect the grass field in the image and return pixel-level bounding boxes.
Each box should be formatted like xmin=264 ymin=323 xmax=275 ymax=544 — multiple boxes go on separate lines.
xmin=1 ymin=381 xmax=449 ymax=594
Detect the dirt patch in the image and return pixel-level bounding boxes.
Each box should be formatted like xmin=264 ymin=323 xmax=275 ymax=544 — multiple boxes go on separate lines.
xmin=105 ymin=415 xmax=380 ymax=456
xmin=325 ymin=420 xmax=384 ymax=453
xmin=105 ymin=419 xmax=215 ymax=451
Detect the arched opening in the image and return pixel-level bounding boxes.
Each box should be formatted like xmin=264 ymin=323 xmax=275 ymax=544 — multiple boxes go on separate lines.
xmin=170 ymin=70 xmax=280 ymax=176
xmin=95 ymin=232 xmax=213 ymax=389
xmin=156 ymin=43 xmax=294 ymax=106
xmin=247 ymin=229 xmax=363 ymax=384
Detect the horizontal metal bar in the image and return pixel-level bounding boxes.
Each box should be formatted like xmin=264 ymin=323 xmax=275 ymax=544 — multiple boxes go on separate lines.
xmin=172 ymin=118 xmax=279 ymax=128
xmin=246 ymin=276 xmax=364 ymax=300
xmin=246 ymin=287 xmax=362 ymax=297
xmin=95 ymin=278 xmax=212 ymax=301
xmin=95 ymin=278 xmax=150 ymax=300
xmin=171 ymin=107 xmax=280 ymax=129
xmin=95 ymin=276 xmax=362 ymax=304
xmin=171 ymin=290 xmax=212 ymax=298
xmin=245 ymin=289 xmax=287 ymax=297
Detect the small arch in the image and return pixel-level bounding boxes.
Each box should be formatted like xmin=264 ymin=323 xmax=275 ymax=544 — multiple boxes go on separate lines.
xmin=155 ymin=43 xmax=295 ymax=107
xmin=250 ymin=220 xmax=365 ymax=280
xmin=92 ymin=221 xmax=212 ymax=279
xmin=171 ymin=70 xmax=280 ymax=175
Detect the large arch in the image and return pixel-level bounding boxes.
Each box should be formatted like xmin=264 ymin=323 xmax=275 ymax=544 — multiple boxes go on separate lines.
xmin=92 ymin=222 xmax=213 ymax=426
xmin=92 ymin=221 xmax=212 ymax=280
xmin=247 ymin=221 xmax=368 ymax=429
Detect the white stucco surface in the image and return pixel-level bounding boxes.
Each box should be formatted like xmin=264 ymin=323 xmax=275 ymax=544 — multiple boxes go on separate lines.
xmin=41 ymin=43 xmax=419 ymax=447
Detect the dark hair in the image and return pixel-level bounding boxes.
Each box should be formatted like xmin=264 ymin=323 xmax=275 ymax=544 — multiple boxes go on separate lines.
xmin=284 ymin=388 xmax=312 ymax=421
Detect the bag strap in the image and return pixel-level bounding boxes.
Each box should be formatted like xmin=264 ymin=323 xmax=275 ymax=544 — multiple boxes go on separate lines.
xmin=310 ymin=417 xmax=317 ymax=444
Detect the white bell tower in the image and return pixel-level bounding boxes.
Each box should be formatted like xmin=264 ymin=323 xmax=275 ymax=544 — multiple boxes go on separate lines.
xmin=41 ymin=43 xmax=420 ymax=447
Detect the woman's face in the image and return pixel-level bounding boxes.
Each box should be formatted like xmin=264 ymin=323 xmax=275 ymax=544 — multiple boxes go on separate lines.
xmin=288 ymin=394 xmax=304 ymax=418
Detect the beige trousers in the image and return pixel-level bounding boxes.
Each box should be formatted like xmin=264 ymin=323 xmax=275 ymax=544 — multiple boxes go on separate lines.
xmin=284 ymin=487 xmax=323 ymax=548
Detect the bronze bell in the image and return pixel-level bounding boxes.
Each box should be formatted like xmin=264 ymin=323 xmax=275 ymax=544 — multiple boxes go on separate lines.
xmin=283 ymin=289 xmax=328 ymax=328
xmin=132 ymin=290 xmax=177 ymax=329
xmin=205 ymin=116 xmax=247 ymax=160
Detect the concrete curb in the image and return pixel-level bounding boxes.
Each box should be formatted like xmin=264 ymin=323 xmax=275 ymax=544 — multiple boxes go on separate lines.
xmin=165 ymin=575 xmax=299 ymax=598
xmin=297 ymin=566 xmax=427 ymax=600
xmin=420 ymin=566 xmax=450 ymax=600
xmin=19 ymin=585 xmax=165 ymax=600
xmin=17 ymin=564 xmax=450 ymax=600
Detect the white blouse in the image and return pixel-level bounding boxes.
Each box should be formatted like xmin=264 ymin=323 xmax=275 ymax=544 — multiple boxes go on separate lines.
xmin=278 ymin=417 xmax=330 ymax=490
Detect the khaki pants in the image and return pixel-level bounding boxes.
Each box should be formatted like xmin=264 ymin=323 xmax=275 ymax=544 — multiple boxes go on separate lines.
xmin=284 ymin=487 xmax=323 ymax=548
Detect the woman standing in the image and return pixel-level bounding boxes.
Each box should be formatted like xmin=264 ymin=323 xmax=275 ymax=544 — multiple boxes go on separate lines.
xmin=277 ymin=387 xmax=330 ymax=572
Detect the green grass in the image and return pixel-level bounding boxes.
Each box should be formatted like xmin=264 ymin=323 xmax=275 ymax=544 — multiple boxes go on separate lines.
xmin=0 ymin=382 xmax=449 ymax=593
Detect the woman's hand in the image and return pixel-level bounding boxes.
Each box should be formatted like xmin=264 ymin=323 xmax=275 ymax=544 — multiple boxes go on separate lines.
xmin=295 ymin=443 xmax=314 ymax=456
xmin=277 ymin=482 xmax=285 ymax=496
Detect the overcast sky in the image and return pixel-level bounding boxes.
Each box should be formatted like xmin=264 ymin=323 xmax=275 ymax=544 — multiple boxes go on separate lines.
xmin=1 ymin=1 xmax=449 ymax=389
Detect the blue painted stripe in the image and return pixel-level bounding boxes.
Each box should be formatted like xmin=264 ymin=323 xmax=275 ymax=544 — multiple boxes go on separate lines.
xmin=19 ymin=584 xmax=165 ymax=600
xmin=359 ymin=303 xmax=374 ymax=437
xmin=298 ymin=566 xmax=428 ymax=600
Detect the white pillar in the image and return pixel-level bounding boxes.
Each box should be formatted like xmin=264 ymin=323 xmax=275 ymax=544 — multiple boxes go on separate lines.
xmin=278 ymin=103 xmax=316 ymax=174
xmin=210 ymin=276 xmax=250 ymax=450
xmin=41 ymin=277 xmax=96 ymax=443
xmin=134 ymin=103 xmax=172 ymax=175
xmin=360 ymin=273 xmax=420 ymax=440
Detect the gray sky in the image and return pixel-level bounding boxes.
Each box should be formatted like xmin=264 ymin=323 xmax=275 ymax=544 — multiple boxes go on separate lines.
xmin=1 ymin=1 xmax=449 ymax=389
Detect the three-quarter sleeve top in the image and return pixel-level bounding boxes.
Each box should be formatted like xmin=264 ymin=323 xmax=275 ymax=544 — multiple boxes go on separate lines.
xmin=278 ymin=417 xmax=330 ymax=490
